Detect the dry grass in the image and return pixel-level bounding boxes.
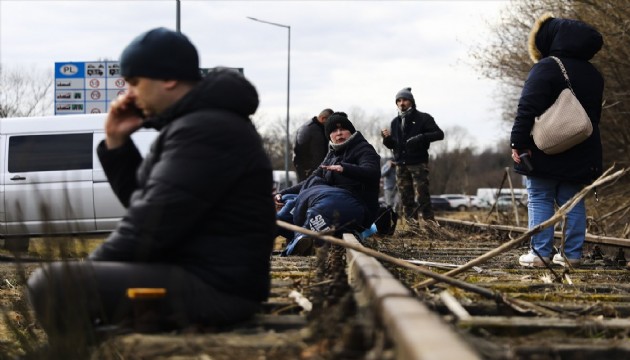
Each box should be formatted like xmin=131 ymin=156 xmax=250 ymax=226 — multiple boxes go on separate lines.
xmin=0 ymin=234 xmax=106 ymax=358
xmin=0 ymin=235 xmax=105 ymax=260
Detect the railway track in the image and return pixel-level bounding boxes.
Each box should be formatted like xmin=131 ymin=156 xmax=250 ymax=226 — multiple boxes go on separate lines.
xmin=375 ymin=217 xmax=630 ymax=359
xmin=90 ymin=227 xmax=481 ymax=359
xmin=7 ymin=215 xmax=630 ymax=359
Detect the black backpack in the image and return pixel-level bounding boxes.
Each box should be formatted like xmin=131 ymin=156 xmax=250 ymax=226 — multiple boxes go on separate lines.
xmin=374 ymin=204 xmax=398 ymax=235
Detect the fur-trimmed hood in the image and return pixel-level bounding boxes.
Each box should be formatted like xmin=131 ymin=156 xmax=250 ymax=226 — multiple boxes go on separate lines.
xmin=528 ymin=13 xmax=603 ymax=63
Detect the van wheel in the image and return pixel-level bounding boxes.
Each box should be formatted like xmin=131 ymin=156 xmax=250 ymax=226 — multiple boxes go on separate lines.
xmin=457 ymin=205 xmax=467 ymax=212
xmin=3 ymin=237 xmax=30 ymax=252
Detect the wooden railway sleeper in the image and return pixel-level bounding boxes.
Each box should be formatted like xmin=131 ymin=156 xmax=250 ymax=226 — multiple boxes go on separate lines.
xmin=278 ymin=220 xmax=562 ymax=317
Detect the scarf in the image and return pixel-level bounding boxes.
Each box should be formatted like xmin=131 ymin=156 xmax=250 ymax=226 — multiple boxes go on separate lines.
xmin=398 ymin=108 xmax=413 ymax=130
xmin=329 ymin=132 xmax=358 ymax=152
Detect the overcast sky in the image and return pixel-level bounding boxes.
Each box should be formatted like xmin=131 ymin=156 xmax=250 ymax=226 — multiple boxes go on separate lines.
xmin=1 ymin=0 xmax=511 ymax=150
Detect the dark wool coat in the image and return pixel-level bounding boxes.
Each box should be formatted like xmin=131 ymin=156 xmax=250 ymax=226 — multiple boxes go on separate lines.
xmin=281 ymin=132 xmax=381 ymax=228
xmin=91 ymin=68 xmax=276 ymax=302
xmin=293 ymin=117 xmax=328 ymax=181
xmin=510 ymin=14 xmax=604 ymax=184
xmin=383 ymin=109 xmax=444 ymax=165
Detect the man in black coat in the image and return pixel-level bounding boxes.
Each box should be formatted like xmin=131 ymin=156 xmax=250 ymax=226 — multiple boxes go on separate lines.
xmin=293 ymin=108 xmax=333 ymax=181
xmin=27 ymin=28 xmax=276 ymax=354
xmin=381 ymin=88 xmax=444 ymax=224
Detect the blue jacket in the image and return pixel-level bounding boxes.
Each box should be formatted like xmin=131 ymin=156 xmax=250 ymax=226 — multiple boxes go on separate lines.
xmin=510 ymin=16 xmax=604 ymax=184
xmin=383 ymin=109 xmax=444 ymax=165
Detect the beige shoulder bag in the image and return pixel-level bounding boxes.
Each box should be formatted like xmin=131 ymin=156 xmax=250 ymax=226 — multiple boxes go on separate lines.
xmin=531 ymin=56 xmax=593 ymax=155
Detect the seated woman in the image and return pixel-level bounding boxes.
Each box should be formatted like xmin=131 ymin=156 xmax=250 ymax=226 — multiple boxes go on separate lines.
xmin=274 ymin=112 xmax=381 ymax=255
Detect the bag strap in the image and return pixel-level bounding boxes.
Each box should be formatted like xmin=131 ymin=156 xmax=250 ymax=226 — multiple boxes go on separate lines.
xmin=549 ymin=56 xmax=576 ymax=95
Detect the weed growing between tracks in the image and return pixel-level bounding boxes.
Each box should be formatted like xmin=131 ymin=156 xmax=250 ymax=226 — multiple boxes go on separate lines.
xmin=305 ymin=244 xmax=393 ymax=360
xmin=0 ymin=262 xmax=43 ymax=359
xmin=3 ymin=237 xmax=392 ymax=359
xmin=0 ymin=236 xmax=104 ymax=359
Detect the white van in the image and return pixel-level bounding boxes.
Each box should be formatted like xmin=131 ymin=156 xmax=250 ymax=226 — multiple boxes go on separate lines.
xmin=272 ymin=170 xmax=298 ymax=192
xmin=476 ymin=187 xmax=528 ymax=209
xmin=0 ymin=114 xmax=157 ymax=250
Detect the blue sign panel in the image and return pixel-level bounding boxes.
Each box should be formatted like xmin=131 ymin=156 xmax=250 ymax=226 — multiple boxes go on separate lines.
xmin=54 ymin=61 xmax=127 ymax=115
xmin=55 ymin=62 xmax=85 ymax=78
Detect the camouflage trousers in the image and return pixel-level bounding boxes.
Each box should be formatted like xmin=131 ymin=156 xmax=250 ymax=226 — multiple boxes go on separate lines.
xmin=396 ymin=163 xmax=435 ymax=222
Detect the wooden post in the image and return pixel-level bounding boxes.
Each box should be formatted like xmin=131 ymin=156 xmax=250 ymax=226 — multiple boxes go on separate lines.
xmin=505 ymin=167 xmax=520 ymax=227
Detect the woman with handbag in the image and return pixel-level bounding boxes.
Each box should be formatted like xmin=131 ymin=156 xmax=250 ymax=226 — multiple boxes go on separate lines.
xmin=510 ymin=13 xmax=604 ymax=268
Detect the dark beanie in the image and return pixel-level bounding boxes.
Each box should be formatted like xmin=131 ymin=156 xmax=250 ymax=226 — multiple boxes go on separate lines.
xmin=395 ymin=87 xmax=415 ymax=106
xmin=325 ymin=112 xmax=356 ymax=138
xmin=120 ymin=27 xmax=202 ymax=81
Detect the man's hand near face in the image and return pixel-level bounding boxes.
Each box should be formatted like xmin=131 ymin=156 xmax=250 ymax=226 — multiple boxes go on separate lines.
xmin=105 ymin=92 xmax=144 ymax=149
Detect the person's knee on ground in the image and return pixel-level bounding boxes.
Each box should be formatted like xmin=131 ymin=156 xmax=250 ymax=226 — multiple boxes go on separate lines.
xmin=27 ymin=262 xmax=105 ymax=351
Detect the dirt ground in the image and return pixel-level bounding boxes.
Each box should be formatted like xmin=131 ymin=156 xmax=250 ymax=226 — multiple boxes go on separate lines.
xmin=0 ymin=239 xmax=380 ymax=359
xmin=0 ymin=208 xmax=624 ymax=359
xmin=0 ymin=213 xmax=478 ymax=359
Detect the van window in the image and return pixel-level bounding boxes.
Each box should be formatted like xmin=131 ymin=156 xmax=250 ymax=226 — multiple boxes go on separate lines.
xmin=8 ymin=133 xmax=93 ymax=172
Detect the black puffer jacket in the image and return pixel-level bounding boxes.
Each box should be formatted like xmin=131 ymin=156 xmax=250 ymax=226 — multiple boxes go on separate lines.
xmin=293 ymin=117 xmax=328 ymax=181
xmin=281 ymin=132 xmax=381 ymax=227
xmin=510 ymin=14 xmax=604 ymax=184
xmin=91 ymin=68 xmax=276 ymax=302
xmin=383 ymin=109 xmax=444 ymax=165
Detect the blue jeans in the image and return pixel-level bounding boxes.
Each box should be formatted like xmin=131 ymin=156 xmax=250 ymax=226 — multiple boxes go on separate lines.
xmin=281 ymin=185 xmax=366 ymax=256
xmin=276 ymin=194 xmax=298 ymax=239
xmin=526 ymin=176 xmax=586 ymax=259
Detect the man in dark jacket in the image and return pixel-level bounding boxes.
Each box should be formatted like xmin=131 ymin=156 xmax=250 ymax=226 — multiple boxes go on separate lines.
xmin=27 ymin=27 xmax=276 ymax=353
xmin=276 ymin=112 xmax=380 ymax=255
xmin=381 ymin=87 xmax=444 ymax=224
xmin=511 ymin=14 xmax=604 ymax=268
xmin=293 ymin=108 xmax=334 ymax=181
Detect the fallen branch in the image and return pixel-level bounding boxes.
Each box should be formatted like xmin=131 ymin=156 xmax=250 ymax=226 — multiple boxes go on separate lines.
xmin=415 ymin=166 xmax=628 ymax=289
xmin=405 ymin=259 xmax=483 ymax=273
xmin=458 ymin=315 xmax=630 ymax=331
xmin=436 ymin=218 xmax=630 ymax=247
xmin=440 ymin=290 xmax=472 ymax=321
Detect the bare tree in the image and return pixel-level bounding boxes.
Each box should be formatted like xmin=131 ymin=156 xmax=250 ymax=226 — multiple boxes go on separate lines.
xmin=575 ymin=0 xmax=630 ymax=168
xmin=467 ymin=0 xmax=630 ymax=236
xmin=431 ymin=126 xmax=474 ymax=194
xmin=253 ymin=115 xmax=293 ymax=171
xmin=346 ymin=106 xmax=391 ymax=158
xmin=0 ymin=64 xmax=53 ymax=118
xmin=470 ymin=0 xmax=630 ymax=169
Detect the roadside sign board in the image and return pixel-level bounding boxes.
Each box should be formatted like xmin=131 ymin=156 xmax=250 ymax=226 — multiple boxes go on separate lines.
xmin=55 ymin=61 xmax=125 ymax=115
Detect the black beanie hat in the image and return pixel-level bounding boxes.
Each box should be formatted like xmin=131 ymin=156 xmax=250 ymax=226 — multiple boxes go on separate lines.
xmin=395 ymin=87 xmax=415 ymax=106
xmin=120 ymin=27 xmax=202 ymax=81
xmin=325 ymin=112 xmax=356 ymax=138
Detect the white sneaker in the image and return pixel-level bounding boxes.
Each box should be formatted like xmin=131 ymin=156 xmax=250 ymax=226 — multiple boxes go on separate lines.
xmin=552 ymin=253 xmax=581 ymax=267
xmin=519 ymin=252 xmax=550 ymax=268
